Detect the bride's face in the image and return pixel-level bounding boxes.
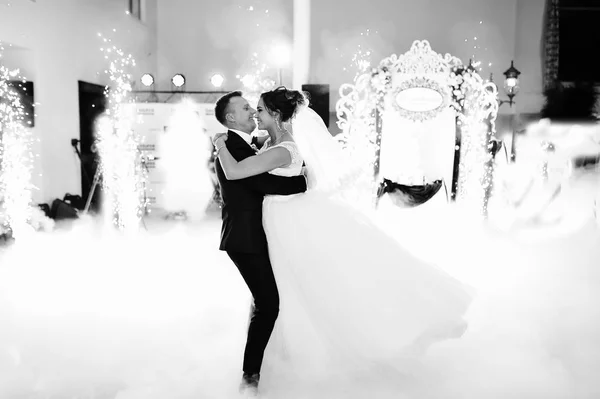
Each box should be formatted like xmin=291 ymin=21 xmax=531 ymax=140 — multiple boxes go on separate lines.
xmin=256 ymin=98 xmax=277 ymax=131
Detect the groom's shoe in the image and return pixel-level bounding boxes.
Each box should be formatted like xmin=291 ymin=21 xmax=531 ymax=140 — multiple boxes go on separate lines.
xmin=239 ymin=372 xmax=260 ymax=397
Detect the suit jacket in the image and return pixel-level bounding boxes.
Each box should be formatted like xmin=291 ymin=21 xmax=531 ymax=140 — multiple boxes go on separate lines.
xmin=215 ymin=130 xmax=307 ymax=254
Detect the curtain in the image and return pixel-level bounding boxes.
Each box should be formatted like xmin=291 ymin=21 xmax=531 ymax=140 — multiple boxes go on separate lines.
xmin=542 ymin=0 xmax=560 ymax=90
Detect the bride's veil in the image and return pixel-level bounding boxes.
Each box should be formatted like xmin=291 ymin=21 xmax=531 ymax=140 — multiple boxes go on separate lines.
xmin=292 ymin=106 xmax=361 ymax=191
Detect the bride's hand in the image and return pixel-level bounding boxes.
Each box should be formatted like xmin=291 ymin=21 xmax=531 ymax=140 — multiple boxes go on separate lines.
xmin=212 ymin=132 xmax=228 ymax=147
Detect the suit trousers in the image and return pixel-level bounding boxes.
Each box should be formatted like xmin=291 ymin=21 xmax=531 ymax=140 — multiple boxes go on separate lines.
xmin=227 ymin=250 xmax=280 ymax=375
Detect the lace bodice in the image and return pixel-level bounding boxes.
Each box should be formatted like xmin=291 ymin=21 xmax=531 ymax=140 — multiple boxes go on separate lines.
xmin=259 ymin=139 xmax=303 ymax=177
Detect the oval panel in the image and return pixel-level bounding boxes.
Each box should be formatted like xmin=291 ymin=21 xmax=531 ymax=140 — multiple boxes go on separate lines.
xmin=395 ymin=87 xmax=444 ymax=112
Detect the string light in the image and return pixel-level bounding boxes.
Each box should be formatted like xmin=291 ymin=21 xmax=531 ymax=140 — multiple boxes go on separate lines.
xmin=235 ymin=51 xmax=276 ymax=105
xmin=336 ymin=72 xmax=381 ymax=209
xmin=0 ymin=41 xmax=36 ymax=239
xmin=464 ymin=20 xmax=491 ymax=73
xmin=335 ymin=29 xmax=379 ymax=81
xmin=455 ymin=69 xmax=499 ymax=217
xmin=231 ymin=3 xmax=284 ymax=102
xmin=95 ymin=33 xmax=147 ymax=232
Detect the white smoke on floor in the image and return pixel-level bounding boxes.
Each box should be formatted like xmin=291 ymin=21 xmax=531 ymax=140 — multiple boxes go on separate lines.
xmin=0 ymin=169 xmax=598 ymax=398
xmin=0 ymin=215 xmax=251 ymax=399
xmin=374 ymin=167 xmax=600 ymax=399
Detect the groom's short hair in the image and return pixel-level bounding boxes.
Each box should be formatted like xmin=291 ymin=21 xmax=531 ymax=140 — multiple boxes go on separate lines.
xmin=215 ymin=91 xmax=243 ymax=126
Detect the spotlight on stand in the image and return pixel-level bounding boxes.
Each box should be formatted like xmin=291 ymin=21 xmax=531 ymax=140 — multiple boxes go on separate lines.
xmin=269 ymin=43 xmax=291 ymax=85
xmin=171 ymin=73 xmax=186 ymax=89
xmin=241 ymin=74 xmax=255 ymax=89
xmin=210 ymin=73 xmax=224 ymax=88
xmin=140 ymin=73 xmax=154 ymax=88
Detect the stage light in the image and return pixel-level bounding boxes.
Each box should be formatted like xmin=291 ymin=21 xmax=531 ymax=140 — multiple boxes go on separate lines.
xmin=269 ymin=43 xmax=291 ymax=85
xmin=171 ymin=74 xmax=185 ymax=88
xmin=140 ymin=73 xmax=154 ymax=87
xmin=269 ymin=43 xmax=292 ymax=69
xmin=210 ymin=74 xmax=224 ymax=88
xmin=241 ymin=74 xmax=255 ymax=88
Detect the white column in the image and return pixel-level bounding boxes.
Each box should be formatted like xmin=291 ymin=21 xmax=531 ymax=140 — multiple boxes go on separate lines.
xmin=293 ymin=0 xmax=310 ymax=90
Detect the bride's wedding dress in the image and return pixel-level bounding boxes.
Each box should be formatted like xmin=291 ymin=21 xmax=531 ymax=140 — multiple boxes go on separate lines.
xmin=258 ymin=139 xmax=472 ymax=394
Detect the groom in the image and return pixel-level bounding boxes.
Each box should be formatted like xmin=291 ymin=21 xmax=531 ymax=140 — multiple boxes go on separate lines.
xmin=213 ymin=91 xmax=307 ymax=395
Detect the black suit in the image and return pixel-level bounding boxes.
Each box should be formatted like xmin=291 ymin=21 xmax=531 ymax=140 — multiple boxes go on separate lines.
xmin=215 ymin=130 xmax=307 ymax=375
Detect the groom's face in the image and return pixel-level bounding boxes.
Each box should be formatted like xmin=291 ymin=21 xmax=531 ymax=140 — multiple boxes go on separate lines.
xmin=227 ymin=96 xmax=256 ymax=134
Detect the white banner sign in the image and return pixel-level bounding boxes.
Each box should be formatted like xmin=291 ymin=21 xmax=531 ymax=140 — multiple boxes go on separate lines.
xmin=126 ymin=102 xmax=220 ymax=211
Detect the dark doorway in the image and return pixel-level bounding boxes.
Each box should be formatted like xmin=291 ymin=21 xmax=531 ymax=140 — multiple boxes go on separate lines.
xmin=78 ymin=81 xmax=106 ymax=212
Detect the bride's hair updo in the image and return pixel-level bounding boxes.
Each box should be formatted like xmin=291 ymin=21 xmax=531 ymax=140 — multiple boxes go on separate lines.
xmin=260 ymin=86 xmax=308 ymax=122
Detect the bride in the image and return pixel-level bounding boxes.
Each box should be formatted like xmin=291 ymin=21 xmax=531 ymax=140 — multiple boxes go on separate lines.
xmin=213 ymin=87 xmax=473 ymax=392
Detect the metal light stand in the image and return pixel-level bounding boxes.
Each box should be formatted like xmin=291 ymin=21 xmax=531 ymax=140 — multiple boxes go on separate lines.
xmin=138 ymin=152 xmax=160 ymax=230
xmin=83 ymin=166 xmax=101 ymax=214
xmin=72 ymin=138 xmax=152 ymax=230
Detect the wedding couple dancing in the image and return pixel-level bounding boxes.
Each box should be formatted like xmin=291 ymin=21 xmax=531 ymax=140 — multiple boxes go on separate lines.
xmin=213 ymin=87 xmax=472 ymax=396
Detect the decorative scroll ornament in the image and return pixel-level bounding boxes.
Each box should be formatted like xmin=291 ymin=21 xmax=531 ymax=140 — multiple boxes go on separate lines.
xmin=391 ymin=77 xmax=450 ymax=123
xmin=335 ymin=40 xmax=499 ymax=215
